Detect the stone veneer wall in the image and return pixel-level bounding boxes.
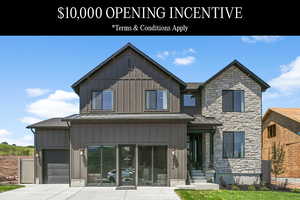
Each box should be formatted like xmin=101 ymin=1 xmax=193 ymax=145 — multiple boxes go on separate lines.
xmin=202 ymin=65 xmax=262 ymax=185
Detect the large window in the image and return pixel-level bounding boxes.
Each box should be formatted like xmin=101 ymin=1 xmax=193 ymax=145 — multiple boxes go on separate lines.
xmin=222 ymin=90 xmax=244 ymax=112
xmin=87 ymin=146 xmax=116 ymax=186
xmin=268 ymin=125 xmax=276 ymax=138
xmin=183 ymin=94 xmax=196 ymax=107
xmin=92 ymin=90 xmax=113 ymax=110
xmin=138 ymin=146 xmax=167 ymax=186
xmin=223 ymin=131 xmax=245 ymax=158
xmin=145 ymin=90 xmax=168 ymax=110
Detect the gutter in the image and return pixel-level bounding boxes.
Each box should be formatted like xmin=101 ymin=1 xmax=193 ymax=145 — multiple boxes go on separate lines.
xmin=66 ymin=121 xmax=71 ymax=187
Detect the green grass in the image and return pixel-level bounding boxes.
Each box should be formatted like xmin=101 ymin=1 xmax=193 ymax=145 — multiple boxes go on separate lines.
xmin=0 ymin=144 xmax=33 ymax=156
xmin=0 ymin=185 xmax=24 ymax=193
xmin=175 ymin=189 xmax=300 ymax=200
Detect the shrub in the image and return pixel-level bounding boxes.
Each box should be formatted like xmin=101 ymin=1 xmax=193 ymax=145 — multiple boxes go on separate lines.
xmin=219 ymin=176 xmax=227 ymax=188
xmin=291 ymin=188 xmax=300 ymax=193
xmin=260 ymin=186 xmax=271 ymax=191
xmin=231 ymin=185 xmax=240 ymax=190
xmin=207 ymin=177 xmax=213 ymax=183
xmin=247 ymin=185 xmax=256 ymax=191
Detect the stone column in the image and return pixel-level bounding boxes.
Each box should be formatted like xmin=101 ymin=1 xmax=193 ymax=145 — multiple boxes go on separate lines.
xmin=203 ymin=132 xmax=211 ymax=170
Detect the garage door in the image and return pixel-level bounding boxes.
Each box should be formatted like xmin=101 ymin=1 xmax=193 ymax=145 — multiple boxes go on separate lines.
xmin=43 ymin=150 xmax=69 ymax=184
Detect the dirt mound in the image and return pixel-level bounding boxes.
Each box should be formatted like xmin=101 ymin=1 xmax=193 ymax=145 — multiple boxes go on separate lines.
xmin=0 ymin=156 xmax=33 ymax=183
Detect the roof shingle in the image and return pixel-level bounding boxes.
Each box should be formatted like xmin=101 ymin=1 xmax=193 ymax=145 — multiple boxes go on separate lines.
xmin=186 ymin=82 xmax=203 ymax=90
xmin=26 ymin=118 xmax=68 ymax=129
xmin=63 ymin=113 xmax=193 ymax=121
xmin=263 ymin=108 xmax=300 ymax=124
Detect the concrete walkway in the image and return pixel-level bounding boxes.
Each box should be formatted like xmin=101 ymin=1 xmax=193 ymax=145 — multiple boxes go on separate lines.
xmin=0 ymin=184 xmax=180 ymax=200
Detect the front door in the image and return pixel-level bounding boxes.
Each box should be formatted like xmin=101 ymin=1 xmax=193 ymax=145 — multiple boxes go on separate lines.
xmin=188 ymin=135 xmax=203 ymax=169
xmin=119 ymin=145 xmax=136 ymax=186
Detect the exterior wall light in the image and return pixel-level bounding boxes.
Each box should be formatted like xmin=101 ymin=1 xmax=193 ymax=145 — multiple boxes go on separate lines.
xmin=172 ymin=150 xmax=175 ymax=156
xmin=35 ymin=152 xmax=39 ymax=158
xmin=80 ymin=149 xmax=85 ymax=156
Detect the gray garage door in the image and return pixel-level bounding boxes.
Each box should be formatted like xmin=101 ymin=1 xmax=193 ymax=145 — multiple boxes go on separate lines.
xmin=43 ymin=150 xmax=69 ymax=184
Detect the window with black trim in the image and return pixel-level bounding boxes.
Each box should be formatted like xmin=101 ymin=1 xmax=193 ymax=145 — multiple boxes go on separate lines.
xmin=183 ymin=94 xmax=196 ymax=107
xmin=223 ymin=131 xmax=245 ymax=158
xmin=145 ymin=90 xmax=168 ymax=110
xmin=92 ymin=90 xmax=113 ymax=110
xmin=222 ymin=90 xmax=245 ymax=112
xmin=268 ymin=124 xmax=276 ymax=138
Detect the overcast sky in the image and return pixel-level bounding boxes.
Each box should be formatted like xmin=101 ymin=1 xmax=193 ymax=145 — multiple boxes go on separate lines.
xmin=0 ymin=36 xmax=299 ymax=146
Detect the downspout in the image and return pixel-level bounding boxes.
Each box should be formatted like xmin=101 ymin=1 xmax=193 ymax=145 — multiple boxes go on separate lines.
xmin=261 ymin=88 xmax=264 ymax=182
xmin=66 ymin=121 xmax=71 ymax=187
xmin=30 ymin=128 xmax=37 ymax=184
xmin=261 ymin=88 xmax=263 ymax=160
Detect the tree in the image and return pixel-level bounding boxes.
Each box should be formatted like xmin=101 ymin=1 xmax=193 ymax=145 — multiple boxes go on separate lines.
xmin=1 ymin=141 xmax=8 ymax=145
xmin=271 ymin=143 xmax=285 ymax=182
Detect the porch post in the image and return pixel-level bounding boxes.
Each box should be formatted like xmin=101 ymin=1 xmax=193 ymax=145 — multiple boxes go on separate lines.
xmin=209 ymin=131 xmax=215 ymax=169
xmin=203 ymin=132 xmax=211 ymax=170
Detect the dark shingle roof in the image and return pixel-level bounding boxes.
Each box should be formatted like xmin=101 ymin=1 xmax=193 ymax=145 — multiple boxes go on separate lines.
xmin=26 ymin=118 xmax=69 ymax=129
xmin=204 ymin=60 xmax=270 ymax=91
xmin=190 ymin=115 xmax=222 ymax=126
xmin=63 ymin=113 xmax=193 ymax=121
xmin=186 ymin=82 xmax=203 ymax=90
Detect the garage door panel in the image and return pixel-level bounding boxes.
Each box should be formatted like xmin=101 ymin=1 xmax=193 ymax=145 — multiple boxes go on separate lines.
xmin=48 ymin=163 xmax=69 ymax=169
xmin=47 ymin=168 xmax=69 ymax=176
xmin=48 ymin=176 xmax=69 ymax=184
xmin=43 ymin=150 xmax=69 ymax=184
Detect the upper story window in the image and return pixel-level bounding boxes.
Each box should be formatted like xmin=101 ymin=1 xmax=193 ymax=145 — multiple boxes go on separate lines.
xmin=222 ymin=90 xmax=245 ymax=112
xmin=223 ymin=131 xmax=245 ymax=158
xmin=183 ymin=94 xmax=196 ymax=107
xmin=145 ymin=90 xmax=168 ymax=110
xmin=92 ymin=90 xmax=113 ymax=110
xmin=268 ymin=124 xmax=276 ymax=138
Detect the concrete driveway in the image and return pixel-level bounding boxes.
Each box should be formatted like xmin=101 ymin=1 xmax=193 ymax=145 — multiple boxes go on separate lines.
xmin=0 ymin=184 xmax=180 ymax=200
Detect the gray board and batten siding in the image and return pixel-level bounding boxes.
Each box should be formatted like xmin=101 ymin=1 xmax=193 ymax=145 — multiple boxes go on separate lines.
xmin=27 ymin=118 xmax=70 ymax=184
xmin=69 ymin=121 xmax=188 ymax=185
xmin=78 ymin=48 xmax=182 ymax=114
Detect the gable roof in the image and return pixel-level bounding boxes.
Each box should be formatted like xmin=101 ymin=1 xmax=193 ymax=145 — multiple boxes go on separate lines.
xmin=202 ymin=60 xmax=270 ymax=91
xmin=71 ymin=43 xmax=186 ymax=94
xmin=263 ymin=108 xmax=300 ymax=124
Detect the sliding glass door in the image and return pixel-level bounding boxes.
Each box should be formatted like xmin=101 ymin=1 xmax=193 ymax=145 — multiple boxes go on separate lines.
xmin=138 ymin=145 xmax=167 ymax=186
xmin=153 ymin=146 xmax=167 ymax=186
xmin=87 ymin=145 xmax=167 ymax=186
xmin=119 ymin=145 xmax=136 ymax=186
xmin=138 ymin=146 xmax=152 ymax=185
xmin=87 ymin=146 xmax=116 ymax=186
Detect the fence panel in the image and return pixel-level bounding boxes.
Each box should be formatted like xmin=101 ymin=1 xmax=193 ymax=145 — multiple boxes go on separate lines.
xmin=20 ymin=158 xmax=34 ymax=184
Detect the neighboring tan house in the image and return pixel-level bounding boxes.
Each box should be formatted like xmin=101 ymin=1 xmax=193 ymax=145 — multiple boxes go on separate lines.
xmin=27 ymin=43 xmax=270 ymax=187
xmin=262 ymin=108 xmax=300 ymax=178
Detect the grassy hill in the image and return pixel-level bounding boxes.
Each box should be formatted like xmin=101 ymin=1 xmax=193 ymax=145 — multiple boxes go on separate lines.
xmin=0 ymin=143 xmax=34 ymax=156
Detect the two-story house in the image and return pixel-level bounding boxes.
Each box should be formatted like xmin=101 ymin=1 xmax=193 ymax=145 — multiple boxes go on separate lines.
xmin=27 ymin=43 xmax=270 ymax=187
xmin=262 ymin=108 xmax=300 ymax=179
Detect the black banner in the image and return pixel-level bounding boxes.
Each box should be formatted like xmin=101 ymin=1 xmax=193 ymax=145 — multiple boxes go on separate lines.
xmin=1 ymin=0 xmax=298 ymax=35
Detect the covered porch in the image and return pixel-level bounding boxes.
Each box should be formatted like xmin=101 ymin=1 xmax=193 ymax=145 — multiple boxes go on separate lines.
xmin=187 ymin=115 xmax=222 ymax=182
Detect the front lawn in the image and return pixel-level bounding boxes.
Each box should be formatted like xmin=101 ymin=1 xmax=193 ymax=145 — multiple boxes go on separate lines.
xmin=175 ymin=189 xmax=300 ymax=200
xmin=0 ymin=185 xmax=24 ymax=193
